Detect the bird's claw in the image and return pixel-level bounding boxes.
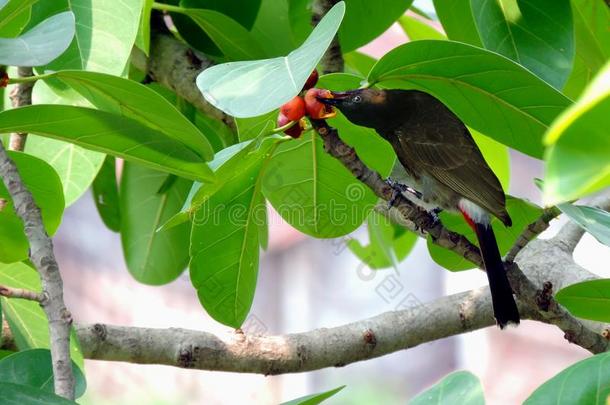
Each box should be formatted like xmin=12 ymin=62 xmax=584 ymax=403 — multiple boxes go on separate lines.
xmin=386 ymin=178 xmax=409 ymax=208
xmin=429 ymin=208 xmax=442 ymax=227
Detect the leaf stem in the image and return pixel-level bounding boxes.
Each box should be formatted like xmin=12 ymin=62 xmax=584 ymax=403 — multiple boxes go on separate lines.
xmin=7 ymin=72 xmax=54 ymax=85
xmin=151 ymin=2 xmax=185 ymax=14
xmin=270 ymin=119 xmax=297 ymax=134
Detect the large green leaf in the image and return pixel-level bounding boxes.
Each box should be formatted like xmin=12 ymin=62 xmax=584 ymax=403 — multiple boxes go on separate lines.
xmin=0 ymin=12 xmax=74 ymax=66
xmin=524 ymin=352 xmax=610 ymax=404
xmin=189 ymin=155 xmax=268 ymax=328
xmin=428 ymin=197 xmax=541 ymax=271
xmin=0 ymin=262 xmax=84 ymax=370
xmin=24 ymin=79 xmax=105 ymax=207
xmin=555 ymin=279 xmax=610 ymax=323
xmin=433 ymin=0 xmax=482 ymax=46
xmin=50 ymin=70 xmax=214 ymax=160
xmin=196 ymin=1 xmax=345 ymax=118
xmin=471 ymin=0 xmax=574 ymax=89
xmin=347 ymin=211 xmax=417 ymax=269
xmin=0 ymin=382 xmax=77 ymax=405
xmin=343 ymin=51 xmax=377 ymax=77
xmin=398 ymin=14 xmax=445 ymax=41
xmin=368 ymin=40 xmax=572 ymax=159
xmin=253 ymin=0 xmax=298 ymax=57
xmin=169 ymin=0 xmax=262 ymax=59
xmin=91 ymin=156 xmax=121 ymax=232
xmin=338 ymin=0 xmax=413 ymax=52
xmin=558 ymin=204 xmax=610 ymax=248
xmin=410 ymin=371 xmax=484 ymax=405
xmin=24 ymin=136 xmax=104 ymax=206
xmin=0 ymin=152 xmax=64 ymax=263
xmin=281 ymin=385 xmax=346 ymax=405
xmin=120 ymin=163 xmax=191 ymax=285
xmin=29 ymin=0 xmax=142 ymax=75
xmin=0 ymin=105 xmax=215 ymax=182
xmin=563 ymin=0 xmax=610 ymax=98
xmin=135 ymin=0 xmax=153 ymax=55
xmin=236 ymin=110 xmax=278 ymax=142
xmin=544 ymin=63 xmax=610 ymax=205
xmin=263 ymin=131 xmax=378 ymax=238
xmin=179 ymin=8 xmax=265 ymax=61
xmin=0 ymin=349 xmax=86 ymax=398
xmin=0 ymin=0 xmax=37 ymax=37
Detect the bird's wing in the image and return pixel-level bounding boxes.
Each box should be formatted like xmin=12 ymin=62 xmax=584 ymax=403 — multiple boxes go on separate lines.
xmin=393 ymin=99 xmax=510 ymax=224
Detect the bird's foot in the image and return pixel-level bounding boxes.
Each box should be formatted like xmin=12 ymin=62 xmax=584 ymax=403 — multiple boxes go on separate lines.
xmin=429 ymin=207 xmax=443 ymax=227
xmin=386 ymin=178 xmax=422 ymax=209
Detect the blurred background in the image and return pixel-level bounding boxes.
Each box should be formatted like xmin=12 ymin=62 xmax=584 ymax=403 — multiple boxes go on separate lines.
xmin=50 ymin=2 xmax=609 ymax=404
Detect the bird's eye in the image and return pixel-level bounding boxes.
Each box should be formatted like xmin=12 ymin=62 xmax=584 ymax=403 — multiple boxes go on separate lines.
xmin=353 ymin=95 xmax=362 ymax=103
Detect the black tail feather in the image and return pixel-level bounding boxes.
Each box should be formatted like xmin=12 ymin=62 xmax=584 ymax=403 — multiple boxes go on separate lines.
xmin=473 ymin=222 xmax=520 ymax=328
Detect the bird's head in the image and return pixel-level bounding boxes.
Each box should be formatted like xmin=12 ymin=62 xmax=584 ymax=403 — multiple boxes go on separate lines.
xmin=316 ymin=89 xmax=394 ymax=129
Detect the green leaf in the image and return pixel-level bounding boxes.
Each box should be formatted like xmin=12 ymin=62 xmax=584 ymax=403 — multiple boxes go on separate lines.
xmin=51 ymin=70 xmax=215 ymax=161
xmin=339 ymin=0 xmax=413 ymax=52
xmin=30 ymin=0 xmax=143 ymax=75
xmin=0 ymin=262 xmax=84 ymax=371
xmin=196 ymin=1 xmax=345 ymax=118
xmin=180 ymin=8 xmax=265 ymax=61
xmin=0 ymin=350 xmax=14 ymax=360
xmin=189 ymin=155 xmax=268 ymax=327
xmin=368 ymin=40 xmax=572 ymax=159
xmin=135 ymin=0 xmax=153 ymax=55
xmin=0 ymin=382 xmax=78 ymax=405
xmin=347 ymin=211 xmax=417 ymax=269
xmin=0 ymin=105 xmax=215 ymax=182
xmin=433 ymin=0 xmax=482 ymax=46
xmin=524 ymin=352 xmax=610 ymax=404
xmin=544 ymin=62 xmax=610 ymax=205
xmin=471 ymin=129 xmax=511 ymax=191
xmin=0 ymin=0 xmax=37 ymax=37
xmin=236 ymin=110 xmax=278 ymax=142
xmin=428 ymin=197 xmax=541 ymax=271
xmin=343 ymin=51 xmax=377 ymax=77
xmin=120 ymin=163 xmax=191 ymax=285
xmin=0 ymin=349 xmax=86 ymax=398
xmin=555 ymin=279 xmax=610 ymax=323
xmin=281 ymin=385 xmax=346 ymax=405
xmin=263 ymin=131 xmax=377 ymax=238
xmin=91 ymin=156 xmax=121 ymax=232
xmin=563 ymin=0 xmax=610 ymax=98
xmin=24 ymin=136 xmax=105 ymax=206
xmin=410 ymin=370 xmax=484 ymax=405
xmin=398 ymin=14 xmax=446 ymax=41
xmin=557 ymin=204 xmax=610 ymax=247
xmin=471 ymin=0 xmax=574 ymax=90
xmin=0 ymin=12 xmax=74 ymax=66
xmin=0 ymin=152 xmax=64 ymax=263
xmin=171 ymin=0 xmax=261 ymax=58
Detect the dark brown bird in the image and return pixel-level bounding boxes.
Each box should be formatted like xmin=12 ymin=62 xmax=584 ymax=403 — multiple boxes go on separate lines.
xmin=318 ymin=89 xmax=519 ymax=328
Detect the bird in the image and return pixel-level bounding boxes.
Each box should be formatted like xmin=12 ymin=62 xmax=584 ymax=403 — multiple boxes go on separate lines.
xmin=317 ymin=88 xmax=520 ymax=328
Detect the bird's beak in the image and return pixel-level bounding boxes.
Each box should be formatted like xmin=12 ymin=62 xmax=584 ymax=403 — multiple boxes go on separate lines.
xmin=315 ymin=91 xmax=351 ymax=106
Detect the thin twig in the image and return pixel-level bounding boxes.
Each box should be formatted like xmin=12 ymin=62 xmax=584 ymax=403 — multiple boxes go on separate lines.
xmin=0 ymin=139 xmax=75 ymax=399
xmin=505 ymin=206 xmax=561 ymax=263
xmin=0 ymin=284 xmax=44 ymax=302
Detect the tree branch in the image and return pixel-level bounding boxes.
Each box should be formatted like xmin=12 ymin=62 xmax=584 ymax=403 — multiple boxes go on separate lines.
xmin=0 ymin=284 xmax=44 ymax=302
xmin=8 ymin=67 xmax=34 ymax=151
xmin=0 ymin=140 xmax=75 ymax=399
xmin=312 ymin=0 xmax=344 ymax=74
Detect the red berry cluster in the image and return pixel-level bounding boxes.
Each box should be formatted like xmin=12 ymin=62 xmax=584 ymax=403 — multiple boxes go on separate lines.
xmin=277 ymin=70 xmax=335 ymax=138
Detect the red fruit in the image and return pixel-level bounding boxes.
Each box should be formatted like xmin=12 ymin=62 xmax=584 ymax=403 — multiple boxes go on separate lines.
xmin=280 ymin=96 xmax=306 ymax=121
xmin=302 ymin=69 xmax=319 ymax=91
xmin=0 ymin=72 xmax=8 ymax=88
xmin=304 ymin=88 xmax=336 ymax=119
xmin=277 ymin=112 xmax=304 ymax=138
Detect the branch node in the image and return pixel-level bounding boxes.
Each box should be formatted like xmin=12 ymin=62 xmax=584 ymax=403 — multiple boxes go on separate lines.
xmin=177 ymin=345 xmax=197 ymax=368
xmin=92 ymin=324 xmax=107 ymax=341
xmin=535 ymin=281 xmax=553 ymax=312
xmin=363 ymin=328 xmax=377 ymax=349
xmin=602 ymin=328 xmax=610 ymax=340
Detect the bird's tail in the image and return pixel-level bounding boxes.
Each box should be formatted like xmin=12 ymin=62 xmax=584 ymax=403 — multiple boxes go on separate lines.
xmin=473 ymin=222 xmax=520 ymax=328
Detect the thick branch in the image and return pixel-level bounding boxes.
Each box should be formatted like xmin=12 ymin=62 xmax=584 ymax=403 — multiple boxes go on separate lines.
xmin=0 ymin=141 xmax=75 ymax=399
xmin=131 ymin=35 xmax=234 ymax=129
xmin=0 ymin=287 xmax=498 ymax=373
xmin=8 ymin=67 xmax=34 ymax=151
